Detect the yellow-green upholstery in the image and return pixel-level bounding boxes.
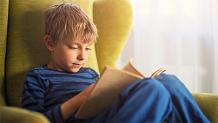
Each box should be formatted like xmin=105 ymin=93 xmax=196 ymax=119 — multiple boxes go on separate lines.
xmin=93 ymin=0 xmax=133 ymax=73
xmin=0 ymin=107 xmax=49 ymax=123
xmin=193 ymin=93 xmax=218 ymax=123
xmin=0 ymin=0 xmax=218 ymax=123
xmin=0 ymin=0 xmax=8 ymax=106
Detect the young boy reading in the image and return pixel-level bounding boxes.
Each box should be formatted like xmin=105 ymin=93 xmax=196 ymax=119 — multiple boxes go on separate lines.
xmin=22 ymin=3 xmax=210 ymax=123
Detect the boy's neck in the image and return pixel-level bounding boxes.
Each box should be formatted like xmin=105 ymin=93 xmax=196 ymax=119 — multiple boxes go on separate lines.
xmin=47 ymin=61 xmax=62 ymax=71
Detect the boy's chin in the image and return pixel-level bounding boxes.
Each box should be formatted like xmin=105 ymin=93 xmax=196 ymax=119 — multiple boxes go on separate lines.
xmin=68 ymin=67 xmax=81 ymax=73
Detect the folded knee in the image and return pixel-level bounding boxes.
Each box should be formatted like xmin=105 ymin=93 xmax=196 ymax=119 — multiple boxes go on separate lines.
xmin=130 ymin=78 xmax=170 ymax=97
xmin=156 ymin=73 xmax=185 ymax=89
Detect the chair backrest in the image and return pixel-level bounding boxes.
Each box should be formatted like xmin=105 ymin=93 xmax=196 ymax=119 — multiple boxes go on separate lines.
xmin=93 ymin=0 xmax=132 ymax=73
xmin=5 ymin=0 xmax=132 ymax=106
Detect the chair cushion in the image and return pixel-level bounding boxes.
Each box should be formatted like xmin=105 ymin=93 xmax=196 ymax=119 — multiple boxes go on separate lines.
xmin=193 ymin=93 xmax=218 ymax=123
xmin=0 ymin=0 xmax=9 ymax=106
xmin=6 ymin=0 xmax=98 ymax=106
xmin=0 ymin=106 xmax=49 ymax=123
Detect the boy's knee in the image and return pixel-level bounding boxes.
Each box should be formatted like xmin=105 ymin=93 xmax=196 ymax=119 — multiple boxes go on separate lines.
xmin=156 ymin=73 xmax=183 ymax=87
xmin=120 ymin=78 xmax=171 ymax=108
xmin=160 ymin=73 xmax=182 ymax=82
xmin=127 ymin=78 xmax=169 ymax=96
xmin=141 ymin=78 xmax=168 ymax=93
xmin=155 ymin=73 xmax=190 ymax=96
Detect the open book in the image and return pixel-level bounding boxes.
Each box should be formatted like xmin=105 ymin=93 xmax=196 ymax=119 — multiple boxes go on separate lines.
xmin=75 ymin=60 xmax=166 ymax=119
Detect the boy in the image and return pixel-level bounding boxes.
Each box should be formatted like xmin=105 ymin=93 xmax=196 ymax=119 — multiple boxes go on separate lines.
xmin=22 ymin=3 xmax=210 ymax=123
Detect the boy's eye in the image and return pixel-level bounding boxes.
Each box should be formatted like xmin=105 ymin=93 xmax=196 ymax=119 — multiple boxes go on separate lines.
xmin=86 ymin=48 xmax=91 ymax=51
xmin=68 ymin=45 xmax=79 ymax=49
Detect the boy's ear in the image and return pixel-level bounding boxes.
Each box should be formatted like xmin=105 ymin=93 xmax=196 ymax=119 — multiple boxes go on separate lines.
xmin=44 ymin=35 xmax=55 ymax=51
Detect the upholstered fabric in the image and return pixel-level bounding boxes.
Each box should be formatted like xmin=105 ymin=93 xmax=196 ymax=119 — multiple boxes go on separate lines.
xmin=0 ymin=106 xmax=49 ymax=123
xmin=193 ymin=93 xmax=218 ymax=123
xmin=93 ymin=0 xmax=133 ymax=73
xmin=0 ymin=0 xmax=8 ymax=106
xmin=6 ymin=0 xmax=98 ymax=106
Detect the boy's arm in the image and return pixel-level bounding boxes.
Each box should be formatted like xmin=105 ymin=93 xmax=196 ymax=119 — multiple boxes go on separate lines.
xmin=22 ymin=71 xmax=96 ymax=122
xmin=60 ymin=83 xmax=95 ymax=120
xmin=22 ymin=72 xmax=65 ymax=123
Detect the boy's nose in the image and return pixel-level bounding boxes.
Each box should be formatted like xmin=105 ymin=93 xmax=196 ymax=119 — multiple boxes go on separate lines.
xmin=77 ymin=50 xmax=85 ymax=61
xmin=77 ymin=54 xmax=84 ymax=61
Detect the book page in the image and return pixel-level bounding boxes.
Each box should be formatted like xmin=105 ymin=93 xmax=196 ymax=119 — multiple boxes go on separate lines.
xmin=122 ymin=60 xmax=144 ymax=78
xmin=75 ymin=66 xmax=143 ymax=119
xmin=122 ymin=59 xmax=166 ymax=78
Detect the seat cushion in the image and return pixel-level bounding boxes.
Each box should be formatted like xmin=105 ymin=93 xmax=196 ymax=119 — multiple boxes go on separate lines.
xmin=0 ymin=106 xmax=49 ymax=123
xmin=6 ymin=0 xmax=98 ymax=106
xmin=0 ymin=0 xmax=9 ymax=106
xmin=193 ymin=93 xmax=218 ymax=123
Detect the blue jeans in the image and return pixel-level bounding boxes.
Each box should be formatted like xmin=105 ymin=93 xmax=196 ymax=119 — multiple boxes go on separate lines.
xmin=78 ymin=74 xmax=210 ymax=123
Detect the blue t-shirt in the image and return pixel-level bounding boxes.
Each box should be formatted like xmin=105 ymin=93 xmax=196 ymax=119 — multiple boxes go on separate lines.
xmin=22 ymin=65 xmax=99 ymax=123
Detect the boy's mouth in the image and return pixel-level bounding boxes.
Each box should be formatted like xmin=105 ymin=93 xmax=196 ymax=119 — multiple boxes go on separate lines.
xmin=72 ymin=63 xmax=82 ymax=68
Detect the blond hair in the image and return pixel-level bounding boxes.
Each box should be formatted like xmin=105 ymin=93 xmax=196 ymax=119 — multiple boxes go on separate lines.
xmin=45 ymin=3 xmax=98 ymax=44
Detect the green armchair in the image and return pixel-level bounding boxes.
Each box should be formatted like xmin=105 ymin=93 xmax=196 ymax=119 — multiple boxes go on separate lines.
xmin=0 ymin=0 xmax=217 ymax=123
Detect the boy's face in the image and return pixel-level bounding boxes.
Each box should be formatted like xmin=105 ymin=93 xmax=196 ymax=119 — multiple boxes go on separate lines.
xmin=45 ymin=36 xmax=92 ymax=73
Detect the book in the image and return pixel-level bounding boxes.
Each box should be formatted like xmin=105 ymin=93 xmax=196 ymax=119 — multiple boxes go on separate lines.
xmin=75 ymin=60 xmax=166 ymax=119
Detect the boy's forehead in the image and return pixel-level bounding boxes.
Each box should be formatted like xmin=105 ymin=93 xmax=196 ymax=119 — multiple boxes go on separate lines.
xmin=65 ymin=39 xmax=93 ymax=46
xmin=68 ymin=35 xmax=93 ymax=43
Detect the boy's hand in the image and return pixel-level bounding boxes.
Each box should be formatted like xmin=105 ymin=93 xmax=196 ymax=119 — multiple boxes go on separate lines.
xmin=60 ymin=83 xmax=96 ymax=120
xmin=76 ymin=83 xmax=96 ymax=104
xmin=81 ymin=83 xmax=96 ymax=95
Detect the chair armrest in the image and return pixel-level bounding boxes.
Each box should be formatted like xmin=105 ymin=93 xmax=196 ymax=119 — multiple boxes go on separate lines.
xmin=0 ymin=106 xmax=49 ymax=123
xmin=93 ymin=0 xmax=133 ymax=72
xmin=193 ymin=93 xmax=218 ymax=123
